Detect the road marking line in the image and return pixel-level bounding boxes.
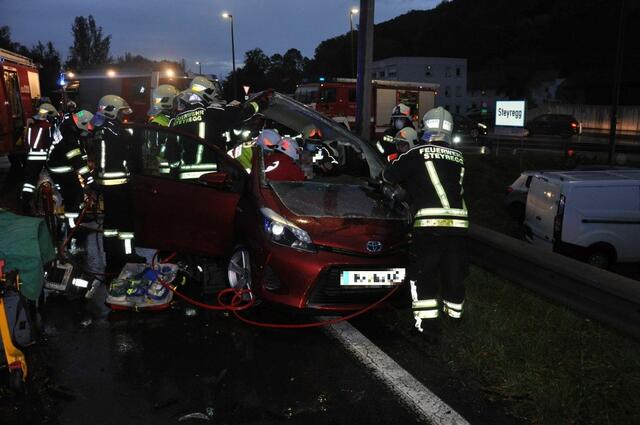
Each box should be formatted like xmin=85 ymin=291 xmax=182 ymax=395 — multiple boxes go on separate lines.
xmin=324 ymin=320 xmax=469 ymax=425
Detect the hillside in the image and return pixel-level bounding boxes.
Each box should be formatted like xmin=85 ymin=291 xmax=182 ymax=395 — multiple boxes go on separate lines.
xmin=311 ymin=0 xmax=640 ymax=104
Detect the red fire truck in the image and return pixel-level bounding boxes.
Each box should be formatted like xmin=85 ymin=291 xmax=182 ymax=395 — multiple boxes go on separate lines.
xmin=294 ymin=78 xmax=438 ymax=137
xmin=0 ymin=48 xmax=41 ymax=156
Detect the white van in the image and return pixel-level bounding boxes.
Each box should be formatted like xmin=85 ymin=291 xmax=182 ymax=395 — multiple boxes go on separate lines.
xmin=524 ymin=170 xmax=640 ymax=268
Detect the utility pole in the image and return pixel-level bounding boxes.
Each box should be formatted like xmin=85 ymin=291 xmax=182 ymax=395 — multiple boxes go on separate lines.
xmin=355 ymin=0 xmax=375 ymax=140
xmin=608 ymin=0 xmax=626 ymax=165
xmin=349 ymin=8 xmax=359 ymax=78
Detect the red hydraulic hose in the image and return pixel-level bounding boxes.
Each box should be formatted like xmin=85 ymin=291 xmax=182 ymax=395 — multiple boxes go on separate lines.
xmin=155 ymin=251 xmax=402 ymax=329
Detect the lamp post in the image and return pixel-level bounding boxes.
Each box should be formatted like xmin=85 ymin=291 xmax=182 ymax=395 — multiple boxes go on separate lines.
xmin=195 ymin=61 xmax=202 ymax=74
xmin=222 ymin=12 xmax=237 ymax=101
xmin=349 ymin=8 xmax=359 ymax=78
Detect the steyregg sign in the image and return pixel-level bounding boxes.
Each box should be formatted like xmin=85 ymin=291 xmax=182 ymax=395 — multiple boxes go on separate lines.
xmin=495 ymin=100 xmax=526 ymax=127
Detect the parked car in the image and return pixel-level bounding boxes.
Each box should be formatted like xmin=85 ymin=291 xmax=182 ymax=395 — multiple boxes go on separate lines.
xmin=524 ymin=169 xmax=640 ymax=269
xmin=525 ymin=114 xmax=581 ymax=138
xmin=451 ymin=114 xmax=489 ymax=145
xmin=128 ymin=91 xmax=409 ymax=310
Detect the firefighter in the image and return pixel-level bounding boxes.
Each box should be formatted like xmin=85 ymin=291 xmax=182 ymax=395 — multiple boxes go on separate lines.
xmin=148 ymin=84 xmax=179 ymax=127
xmin=46 ymin=110 xmax=94 ymax=233
xmin=21 ymin=103 xmax=59 ymax=212
xmin=377 ymin=103 xmax=414 ymax=162
xmin=393 ymin=127 xmax=419 ymax=154
xmin=91 ymin=95 xmax=139 ymax=275
xmin=383 ymin=106 xmax=468 ymax=340
xmin=264 ymin=137 xmax=306 ymax=181
xmin=169 ymin=76 xmax=260 ymax=179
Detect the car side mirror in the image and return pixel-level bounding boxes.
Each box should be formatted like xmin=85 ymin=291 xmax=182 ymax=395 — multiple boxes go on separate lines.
xmin=198 ymin=172 xmax=229 ymax=188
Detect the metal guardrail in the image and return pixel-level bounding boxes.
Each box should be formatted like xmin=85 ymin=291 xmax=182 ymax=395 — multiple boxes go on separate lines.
xmin=467 ymin=225 xmax=640 ymax=339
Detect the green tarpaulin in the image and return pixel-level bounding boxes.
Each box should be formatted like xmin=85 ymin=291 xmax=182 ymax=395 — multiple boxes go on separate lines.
xmin=0 ymin=209 xmax=56 ymax=301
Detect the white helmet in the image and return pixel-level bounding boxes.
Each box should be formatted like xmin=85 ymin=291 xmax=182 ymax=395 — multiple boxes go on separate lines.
xmin=150 ymin=84 xmax=178 ymax=114
xmin=394 ymin=127 xmax=418 ymax=150
xmin=256 ymin=129 xmax=281 ymax=150
xmin=275 ymin=137 xmax=300 ymax=161
xmin=391 ymin=103 xmax=411 ymax=118
xmin=188 ymin=76 xmax=221 ymax=104
xmin=422 ymin=106 xmax=453 ymax=143
xmin=72 ymin=110 xmax=94 ymax=132
xmin=34 ymin=103 xmax=59 ymax=120
xmin=97 ymin=95 xmax=132 ymax=120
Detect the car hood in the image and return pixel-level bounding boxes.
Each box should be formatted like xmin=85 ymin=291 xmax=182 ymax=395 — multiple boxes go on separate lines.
xmin=270 ymin=181 xmax=409 ymax=254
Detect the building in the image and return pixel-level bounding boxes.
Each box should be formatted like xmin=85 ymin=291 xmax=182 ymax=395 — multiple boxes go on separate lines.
xmin=371 ymin=57 xmax=468 ymax=114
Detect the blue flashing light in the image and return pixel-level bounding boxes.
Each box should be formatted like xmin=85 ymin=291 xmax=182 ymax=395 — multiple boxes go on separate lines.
xmin=319 ymin=77 xmax=325 ymax=82
xmin=58 ymin=73 xmax=67 ymax=87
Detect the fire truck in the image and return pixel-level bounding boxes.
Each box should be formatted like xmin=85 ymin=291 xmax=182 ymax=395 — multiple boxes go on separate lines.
xmin=64 ymin=70 xmax=219 ymax=123
xmin=0 ymin=48 xmax=41 ymax=156
xmin=294 ymin=78 xmax=439 ymax=138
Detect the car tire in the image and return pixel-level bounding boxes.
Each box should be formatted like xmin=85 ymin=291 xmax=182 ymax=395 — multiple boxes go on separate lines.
xmin=586 ymin=245 xmax=615 ymax=269
xmin=227 ymin=245 xmax=254 ymax=300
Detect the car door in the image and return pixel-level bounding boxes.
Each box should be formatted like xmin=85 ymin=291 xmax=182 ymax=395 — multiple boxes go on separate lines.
xmin=129 ymin=125 xmax=246 ymax=257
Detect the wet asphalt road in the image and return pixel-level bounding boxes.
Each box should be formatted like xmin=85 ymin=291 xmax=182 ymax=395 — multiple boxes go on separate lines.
xmin=6 ymin=288 xmax=426 ymax=425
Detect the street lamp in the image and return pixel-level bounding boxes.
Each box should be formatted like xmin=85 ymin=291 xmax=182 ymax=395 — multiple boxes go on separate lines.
xmin=349 ymin=8 xmax=359 ymax=78
xmin=106 ymin=69 xmax=116 ymax=78
xmin=165 ymin=68 xmax=175 ymax=78
xmin=195 ymin=61 xmax=202 ymax=74
xmin=221 ymin=12 xmax=237 ymax=100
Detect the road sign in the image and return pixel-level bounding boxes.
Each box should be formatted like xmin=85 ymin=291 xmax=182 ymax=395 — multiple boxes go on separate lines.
xmin=243 ymin=85 xmax=250 ymax=95
xmin=495 ymin=100 xmax=526 ymax=127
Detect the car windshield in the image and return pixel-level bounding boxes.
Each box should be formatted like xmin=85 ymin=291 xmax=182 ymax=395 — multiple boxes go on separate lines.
xmin=249 ymin=92 xmax=403 ymax=219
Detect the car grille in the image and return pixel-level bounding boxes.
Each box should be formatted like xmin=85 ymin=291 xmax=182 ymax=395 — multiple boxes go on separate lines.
xmin=306 ymin=266 xmax=401 ymax=307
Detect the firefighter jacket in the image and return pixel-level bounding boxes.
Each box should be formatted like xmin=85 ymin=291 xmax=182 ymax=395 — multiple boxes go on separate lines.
xmin=383 ymin=141 xmax=468 ymax=234
xmin=92 ymin=119 xmax=137 ymax=187
xmin=21 ymin=119 xmax=55 ymax=195
xmin=46 ymin=115 xmax=92 ymax=185
xmin=169 ymin=101 xmax=244 ymax=149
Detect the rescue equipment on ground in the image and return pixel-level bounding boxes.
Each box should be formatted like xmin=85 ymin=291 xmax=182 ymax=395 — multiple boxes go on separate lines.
xmin=106 ymin=262 xmax=178 ymax=311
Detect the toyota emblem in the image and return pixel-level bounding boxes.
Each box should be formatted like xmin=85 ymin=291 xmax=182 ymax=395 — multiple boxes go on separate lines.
xmin=366 ymin=241 xmax=383 ymax=253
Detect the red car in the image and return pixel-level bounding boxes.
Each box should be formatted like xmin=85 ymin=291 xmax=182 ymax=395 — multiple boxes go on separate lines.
xmin=129 ymin=92 xmax=408 ymax=310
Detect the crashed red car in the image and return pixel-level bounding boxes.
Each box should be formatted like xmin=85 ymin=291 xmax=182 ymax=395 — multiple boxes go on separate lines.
xmin=129 ymin=92 xmax=409 ymax=310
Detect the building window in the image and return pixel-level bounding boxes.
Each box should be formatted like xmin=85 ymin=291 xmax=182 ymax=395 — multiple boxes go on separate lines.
xmin=372 ymin=72 xmax=377 ymax=78
xmin=455 ymin=105 xmax=460 ymax=113
xmin=425 ymin=65 xmax=432 ymax=76
xmin=445 ymin=66 xmax=452 ymax=77
xmin=387 ymin=68 xmax=397 ymax=78
xmin=379 ymin=70 xmax=385 ymax=78
xmin=456 ymin=86 xmax=461 ymax=97
xmin=456 ymin=67 xmax=461 ymax=77
xmin=445 ymin=86 xmax=451 ymax=97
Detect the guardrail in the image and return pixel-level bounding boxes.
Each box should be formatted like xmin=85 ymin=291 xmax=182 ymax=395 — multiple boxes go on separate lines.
xmin=467 ymin=225 xmax=640 ymax=339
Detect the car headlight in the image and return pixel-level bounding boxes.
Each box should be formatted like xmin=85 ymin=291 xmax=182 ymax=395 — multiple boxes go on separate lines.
xmin=260 ymin=207 xmax=316 ymax=253
xmin=478 ymin=123 xmax=487 ymax=129
xmin=453 ymin=135 xmax=461 ymax=144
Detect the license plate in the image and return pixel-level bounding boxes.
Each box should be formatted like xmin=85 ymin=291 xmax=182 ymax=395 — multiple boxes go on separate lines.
xmin=340 ymin=268 xmax=406 ymax=287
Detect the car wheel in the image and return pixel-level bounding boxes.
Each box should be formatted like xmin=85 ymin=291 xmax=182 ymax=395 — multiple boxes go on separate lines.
xmin=227 ymin=245 xmax=254 ymax=299
xmin=586 ymin=246 xmax=614 ymax=269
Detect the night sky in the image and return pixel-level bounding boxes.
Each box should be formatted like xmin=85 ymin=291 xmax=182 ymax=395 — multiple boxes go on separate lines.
xmin=1 ymin=0 xmax=438 ymax=77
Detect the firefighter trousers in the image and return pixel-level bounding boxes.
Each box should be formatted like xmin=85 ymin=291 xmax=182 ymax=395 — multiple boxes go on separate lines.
xmin=50 ymin=172 xmax=82 ymax=225
xmin=409 ymin=232 xmax=469 ymax=324
xmin=99 ymin=183 xmax=136 ymax=274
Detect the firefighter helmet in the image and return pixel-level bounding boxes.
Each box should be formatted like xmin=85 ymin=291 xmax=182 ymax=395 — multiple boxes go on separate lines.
xmin=96 ymin=95 xmax=132 ymax=120
xmin=275 ymin=137 xmax=300 ymax=161
xmin=391 ymin=103 xmax=411 ymax=118
xmin=34 ymin=103 xmax=59 ymax=120
xmin=422 ymin=106 xmax=453 ymax=143
xmin=394 ymin=127 xmax=419 ymax=153
xmin=188 ymin=76 xmax=221 ymax=104
xmin=73 ymin=110 xmax=94 ymax=132
xmin=149 ymin=84 xmax=179 ymax=114
xmin=256 ymin=129 xmax=281 ymax=150
xmin=301 ymin=124 xmax=324 ymax=141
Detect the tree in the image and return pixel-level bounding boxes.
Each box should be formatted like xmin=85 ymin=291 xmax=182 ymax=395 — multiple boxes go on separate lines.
xmin=66 ymin=15 xmax=111 ymax=71
xmin=0 ymin=25 xmax=30 ymax=56
xmin=30 ymin=41 xmax=61 ymax=98
xmin=223 ymin=48 xmax=270 ymax=100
